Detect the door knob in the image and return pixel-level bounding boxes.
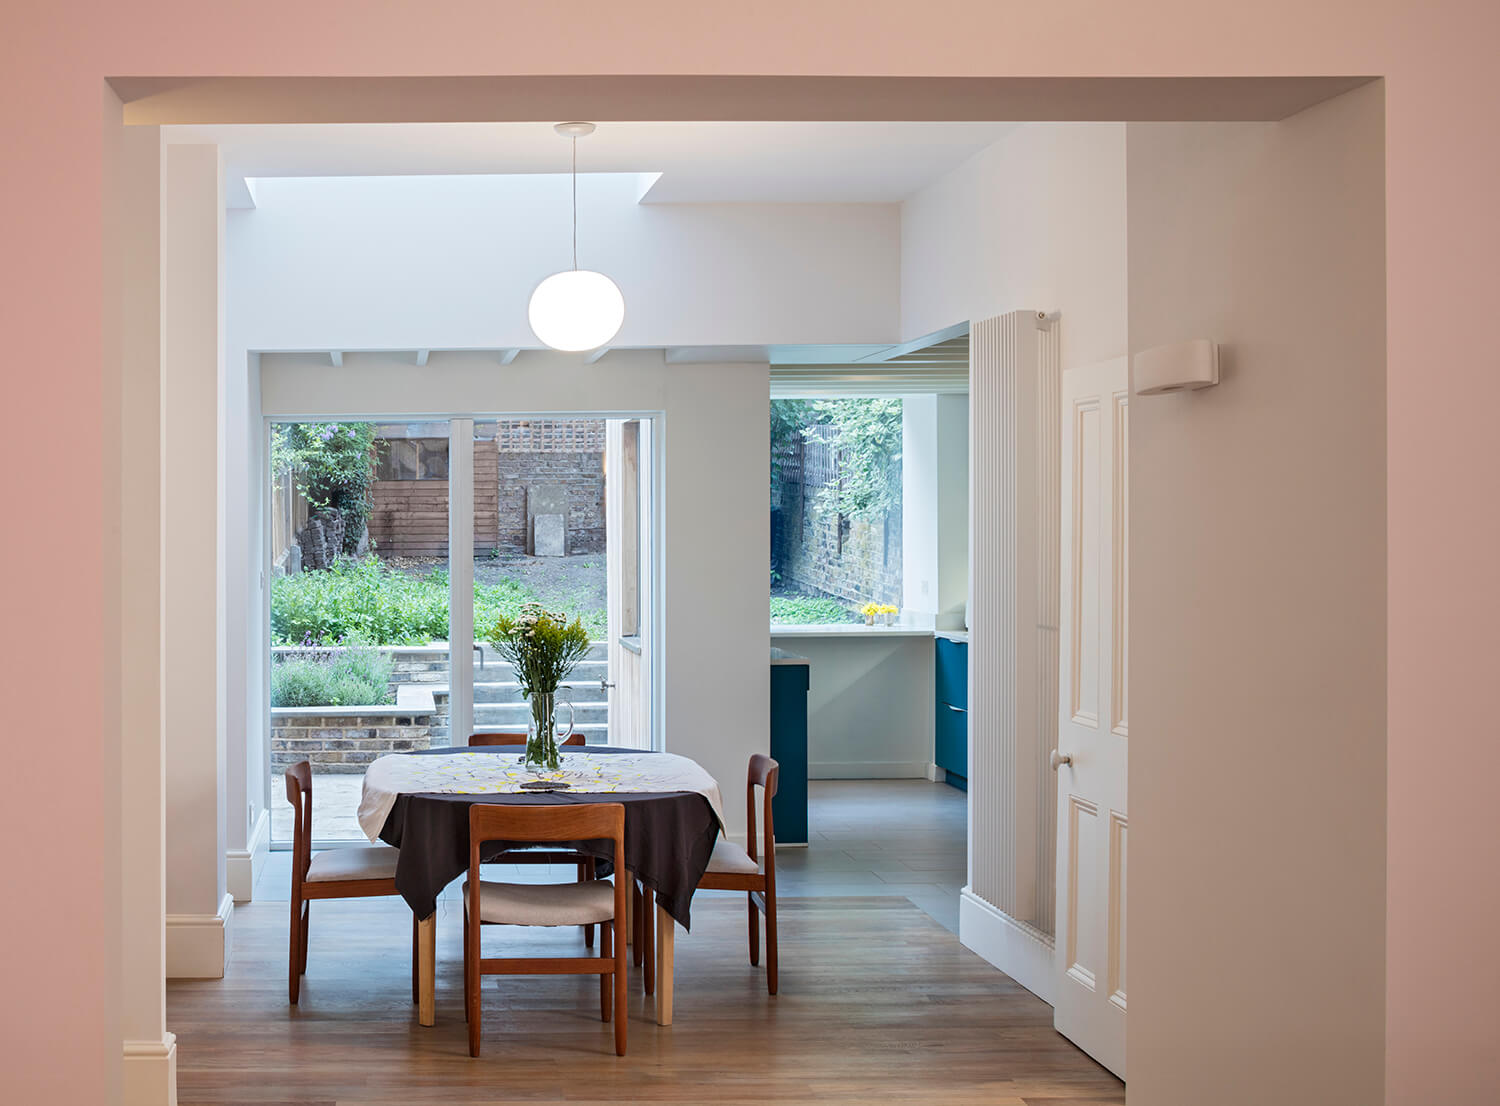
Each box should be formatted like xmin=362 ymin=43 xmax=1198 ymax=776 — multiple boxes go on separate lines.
xmin=1050 ymin=750 xmax=1073 ymax=771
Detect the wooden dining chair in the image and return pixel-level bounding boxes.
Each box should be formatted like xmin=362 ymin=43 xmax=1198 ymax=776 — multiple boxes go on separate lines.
xmin=468 ymin=731 xmax=586 ymax=748
xmin=695 ymin=753 xmax=781 ymax=994
xmin=463 ymin=802 xmax=629 ymax=1057
xmin=467 ymin=731 xmax=597 ymax=948
xmin=284 ymin=760 xmax=415 ymax=1004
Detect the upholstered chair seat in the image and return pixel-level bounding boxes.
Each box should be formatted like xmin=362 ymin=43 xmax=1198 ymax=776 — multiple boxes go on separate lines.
xmin=305 ymin=843 xmax=401 ymax=884
xmin=705 ymin=838 xmax=762 ymax=875
xmin=463 ymin=878 xmax=616 ymax=926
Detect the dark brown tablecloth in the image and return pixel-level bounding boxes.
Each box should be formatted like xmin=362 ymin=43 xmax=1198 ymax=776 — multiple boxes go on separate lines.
xmin=376 ymin=746 xmax=720 ymax=928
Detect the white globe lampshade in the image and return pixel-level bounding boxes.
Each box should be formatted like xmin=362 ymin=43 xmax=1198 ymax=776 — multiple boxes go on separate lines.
xmin=527 ymin=269 xmax=625 ymax=352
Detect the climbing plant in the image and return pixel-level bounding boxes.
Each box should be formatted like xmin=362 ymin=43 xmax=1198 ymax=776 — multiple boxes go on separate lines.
xmin=804 ymin=399 xmax=903 ymax=521
xmin=273 ymin=422 xmax=380 ymax=555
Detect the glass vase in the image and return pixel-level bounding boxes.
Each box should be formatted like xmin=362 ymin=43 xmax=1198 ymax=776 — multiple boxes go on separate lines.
xmin=525 ymin=691 xmax=575 ymax=772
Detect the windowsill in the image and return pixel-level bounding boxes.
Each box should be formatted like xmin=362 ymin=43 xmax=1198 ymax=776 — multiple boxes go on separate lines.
xmin=769 ymin=624 xmax=936 ymax=638
xmin=619 ymin=634 xmax=643 ymax=656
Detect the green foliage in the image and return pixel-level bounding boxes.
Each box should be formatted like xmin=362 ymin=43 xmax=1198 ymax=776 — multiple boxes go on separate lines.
xmin=272 ymin=555 xmax=528 ymax=645
xmin=274 ymin=422 xmax=380 ymax=554
xmin=769 ymin=595 xmax=858 ymax=625
xmin=271 ymin=556 xmax=606 ymax=646
xmin=769 ymin=399 xmax=902 ymax=522
xmin=809 ymin=399 xmax=903 ymax=520
xmin=271 ymin=644 xmax=394 ymax=707
xmin=488 ymin=603 xmax=593 ymax=696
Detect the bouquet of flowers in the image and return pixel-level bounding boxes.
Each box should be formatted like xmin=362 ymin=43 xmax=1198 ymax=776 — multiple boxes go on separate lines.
xmin=487 ymin=602 xmax=592 ymax=769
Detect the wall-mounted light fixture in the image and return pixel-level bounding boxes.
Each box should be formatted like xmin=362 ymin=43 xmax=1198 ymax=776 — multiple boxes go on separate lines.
xmin=1133 ymin=338 xmax=1220 ymax=395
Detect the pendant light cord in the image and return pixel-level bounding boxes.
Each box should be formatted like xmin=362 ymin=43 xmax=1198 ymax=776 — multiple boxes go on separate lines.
xmin=571 ymin=135 xmax=578 ymax=271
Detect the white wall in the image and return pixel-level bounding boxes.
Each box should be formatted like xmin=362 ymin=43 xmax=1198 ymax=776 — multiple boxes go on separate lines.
xmin=1126 ymin=86 xmax=1386 ymax=1105
xmin=230 ymin=174 xmax=900 ymax=349
xmin=903 ymin=394 xmax=969 ymax=628
xmin=901 ymin=123 xmax=1128 ymax=368
xmin=935 ymin=395 xmax=969 ymax=625
xmin=260 ymin=350 xmax=768 ymax=836
xmin=900 ymin=122 xmax=1129 ymax=983
xmin=902 ymin=396 xmax=940 ymax=618
xmin=162 ymin=144 xmax=231 ymax=978
xmin=116 ymin=117 xmax=177 ymax=1104
xmin=773 ymin=633 xmax=935 ymax=779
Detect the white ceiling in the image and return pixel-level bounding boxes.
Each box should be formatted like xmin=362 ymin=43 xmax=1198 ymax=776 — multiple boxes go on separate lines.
xmin=164 ymin=120 xmax=1015 ymax=206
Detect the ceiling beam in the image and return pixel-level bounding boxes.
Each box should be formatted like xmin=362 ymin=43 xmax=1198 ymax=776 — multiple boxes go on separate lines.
xmin=585 ymin=347 xmax=611 ymax=364
xmin=498 ymin=348 xmax=520 ymax=365
xmin=329 ymin=351 xmax=343 ymax=367
xmin=415 ymin=349 xmax=430 ymax=367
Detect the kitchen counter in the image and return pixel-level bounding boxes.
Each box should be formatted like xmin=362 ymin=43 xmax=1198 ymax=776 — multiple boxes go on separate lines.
xmin=771 ymin=624 xmax=969 ymax=642
xmin=771 ymin=624 xmax=939 ymax=638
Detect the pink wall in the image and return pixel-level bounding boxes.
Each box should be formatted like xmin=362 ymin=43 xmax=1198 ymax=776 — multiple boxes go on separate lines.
xmin=3 ymin=3 xmax=1497 ymax=1103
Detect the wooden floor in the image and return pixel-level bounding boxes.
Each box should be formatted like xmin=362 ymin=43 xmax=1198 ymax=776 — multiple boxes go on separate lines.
xmin=169 ymin=892 xmax=1124 ymax=1105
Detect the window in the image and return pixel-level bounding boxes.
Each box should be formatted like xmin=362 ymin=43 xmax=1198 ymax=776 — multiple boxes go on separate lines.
xmin=375 ymin=438 xmax=449 ymax=481
xmin=769 ymin=399 xmax=903 ymax=625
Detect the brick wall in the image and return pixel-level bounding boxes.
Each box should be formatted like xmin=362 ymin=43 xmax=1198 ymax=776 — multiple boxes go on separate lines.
xmin=772 ymin=434 xmax=902 ymax=607
xmin=496 ymin=450 xmax=605 ymax=554
xmin=271 ymin=710 xmax=433 ymax=773
xmin=369 ymin=420 xmax=604 ymax=558
xmin=777 ymin=496 xmax=903 ymax=606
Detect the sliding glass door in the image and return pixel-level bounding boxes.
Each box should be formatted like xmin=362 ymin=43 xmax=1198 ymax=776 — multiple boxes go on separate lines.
xmin=267 ymin=413 xmax=656 ymax=845
xmin=268 ymin=419 xmax=452 ymax=843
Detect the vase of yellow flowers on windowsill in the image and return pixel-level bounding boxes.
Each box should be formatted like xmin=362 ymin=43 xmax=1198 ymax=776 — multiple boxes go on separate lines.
xmin=487 ymin=602 xmax=590 ymax=771
xmin=861 ymin=602 xmax=900 ymax=627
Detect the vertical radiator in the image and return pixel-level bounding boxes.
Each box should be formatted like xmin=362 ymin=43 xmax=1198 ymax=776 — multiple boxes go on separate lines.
xmin=968 ymin=310 xmax=1061 ymax=940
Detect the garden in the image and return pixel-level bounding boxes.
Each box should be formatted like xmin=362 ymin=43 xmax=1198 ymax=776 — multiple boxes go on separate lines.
xmin=769 ymin=398 xmax=903 ymax=624
xmin=269 ymin=421 xmax=607 ymax=708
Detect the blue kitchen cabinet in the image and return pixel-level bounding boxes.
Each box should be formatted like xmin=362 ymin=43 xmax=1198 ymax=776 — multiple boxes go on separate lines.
xmin=769 ymin=651 xmax=810 ymax=844
xmin=934 ymin=637 xmax=968 ymax=791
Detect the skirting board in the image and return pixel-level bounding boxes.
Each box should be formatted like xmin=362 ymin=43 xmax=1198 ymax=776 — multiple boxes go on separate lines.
xmin=926 ymin=762 xmax=947 ymax=783
xmin=166 ymin=892 xmax=234 ymax=980
xmin=960 ymin=888 xmax=1057 ymax=1006
xmin=809 ymin=760 xmax=930 ymax=779
xmin=227 ymin=807 xmax=270 ymax=903
xmin=122 ymin=1033 xmax=177 ymax=1106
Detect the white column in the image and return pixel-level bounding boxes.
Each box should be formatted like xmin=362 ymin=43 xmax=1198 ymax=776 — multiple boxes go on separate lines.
xmin=901 ymin=395 xmax=940 ymax=621
xmin=449 ymin=419 xmax=475 ymax=745
xmin=117 ymin=114 xmax=178 ymax=1105
xmin=223 ymin=337 xmax=265 ymax=900
xmin=934 ymin=393 xmax=970 ymax=628
xmin=903 ymin=393 xmax=970 ymax=630
xmin=163 ymin=142 xmax=231 ymax=979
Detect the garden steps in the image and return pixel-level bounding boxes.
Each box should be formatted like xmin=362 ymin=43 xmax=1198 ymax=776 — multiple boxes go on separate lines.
xmin=474 ymin=641 xmax=609 ymax=666
xmin=473 ymin=699 xmax=609 ymax=726
xmin=473 ymin=679 xmax=607 ymax=705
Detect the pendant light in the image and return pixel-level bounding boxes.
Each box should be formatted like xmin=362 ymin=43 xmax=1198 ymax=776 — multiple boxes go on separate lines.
xmin=527 ymin=122 xmax=626 ymax=352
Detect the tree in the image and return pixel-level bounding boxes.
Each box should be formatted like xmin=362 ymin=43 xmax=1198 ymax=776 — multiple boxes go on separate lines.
xmin=273 ymin=422 xmax=379 ymax=555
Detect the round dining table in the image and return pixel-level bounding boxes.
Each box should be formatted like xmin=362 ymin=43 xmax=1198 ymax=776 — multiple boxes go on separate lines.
xmin=358 ymin=744 xmax=725 ymax=1027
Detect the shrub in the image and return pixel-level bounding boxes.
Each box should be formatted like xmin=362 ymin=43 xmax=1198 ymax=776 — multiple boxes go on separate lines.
xmin=271 ymin=555 xmax=605 ymax=646
xmin=271 ymin=645 xmax=394 ymax=707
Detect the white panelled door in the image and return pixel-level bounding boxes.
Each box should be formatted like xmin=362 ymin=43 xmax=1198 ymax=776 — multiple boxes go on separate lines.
xmin=1053 ymin=357 xmax=1129 ymax=1079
